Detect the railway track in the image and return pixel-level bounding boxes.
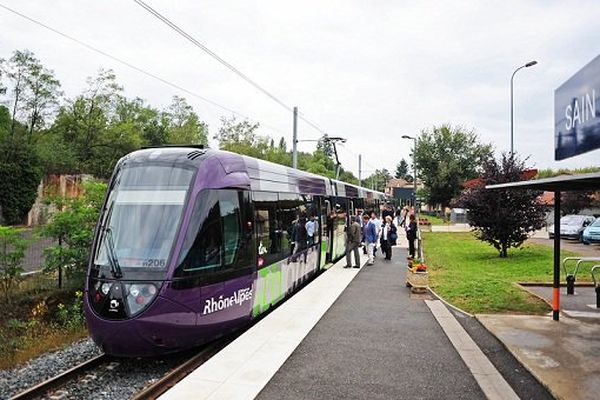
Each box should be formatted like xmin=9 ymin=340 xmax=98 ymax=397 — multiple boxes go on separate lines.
xmin=9 ymin=335 xmax=236 ymax=400
xmin=10 ymin=353 xmax=109 ymax=400
xmin=131 ymin=338 xmax=234 ymax=400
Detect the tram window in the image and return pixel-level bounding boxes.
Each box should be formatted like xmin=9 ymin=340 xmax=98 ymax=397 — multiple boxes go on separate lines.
xmin=175 ymin=190 xmax=251 ymax=277
xmin=177 ymin=190 xmax=223 ymax=274
xmin=254 ymin=192 xmax=281 ymax=266
xmin=302 ymin=194 xmax=318 ymax=245
xmin=278 ymin=193 xmax=301 ymax=257
xmin=219 ymin=191 xmax=240 ymax=267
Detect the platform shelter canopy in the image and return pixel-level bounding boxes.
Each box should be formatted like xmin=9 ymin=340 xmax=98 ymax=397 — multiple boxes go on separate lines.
xmin=485 ymin=172 xmax=600 ymax=191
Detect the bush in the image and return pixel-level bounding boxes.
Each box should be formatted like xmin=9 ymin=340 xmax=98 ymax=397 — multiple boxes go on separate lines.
xmin=55 ymin=290 xmax=85 ymax=330
xmin=0 ymin=226 xmax=27 ymax=302
xmin=0 ymin=139 xmax=43 ymax=224
xmin=42 ymin=180 xmax=106 ymax=282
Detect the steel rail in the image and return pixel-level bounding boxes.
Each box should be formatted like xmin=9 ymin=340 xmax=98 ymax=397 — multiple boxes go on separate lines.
xmin=10 ymin=353 xmax=109 ymax=400
xmin=131 ymin=338 xmax=235 ymax=400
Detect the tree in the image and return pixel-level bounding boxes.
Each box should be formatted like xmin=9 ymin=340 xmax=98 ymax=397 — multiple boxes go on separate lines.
xmin=49 ymin=69 xmax=143 ymax=177
xmin=23 ymin=60 xmax=62 ymax=136
xmin=316 ymin=134 xmax=334 ymax=158
xmin=164 ymin=96 xmax=208 ymax=145
xmin=42 ymin=181 xmax=106 ymax=282
xmin=0 ymin=57 xmax=6 ymax=95
xmin=0 ymin=106 xmax=10 ymax=142
xmin=214 ymin=116 xmax=268 ymax=158
xmin=278 ymin=137 xmax=287 ymax=152
xmin=395 ymin=159 xmax=413 ymax=181
xmin=561 ymin=191 xmax=594 ymax=216
xmin=1 ymin=50 xmax=61 ymax=140
xmin=415 ymin=124 xmax=492 ymax=210
xmin=363 ymin=168 xmax=392 ymax=192
xmin=0 ymin=226 xmax=27 ymax=303
xmin=0 ymin=138 xmax=43 ymax=224
xmin=456 ymin=154 xmax=546 ymax=258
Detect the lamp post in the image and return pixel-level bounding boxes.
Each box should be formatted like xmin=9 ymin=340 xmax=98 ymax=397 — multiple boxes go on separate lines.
xmin=402 ymin=134 xmax=420 ymax=258
xmin=510 ymin=60 xmax=537 ymax=154
xmin=401 ymin=135 xmax=418 ymax=210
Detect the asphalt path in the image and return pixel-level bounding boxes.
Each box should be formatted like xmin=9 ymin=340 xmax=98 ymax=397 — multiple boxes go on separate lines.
xmin=256 ymin=248 xmax=485 ymax=400
xmin=529 ymin=236 xmax=600 ymax=257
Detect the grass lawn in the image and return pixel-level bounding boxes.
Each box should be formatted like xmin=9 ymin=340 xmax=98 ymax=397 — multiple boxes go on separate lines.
xmin=423 ymin=232 xmax=587 ymax=315
xmin=422 ymin=215 xmax=447 ymax=225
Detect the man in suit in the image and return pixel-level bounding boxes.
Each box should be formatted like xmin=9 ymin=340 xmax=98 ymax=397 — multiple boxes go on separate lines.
xmin=344 ymin=216 xmax=362 ymax=268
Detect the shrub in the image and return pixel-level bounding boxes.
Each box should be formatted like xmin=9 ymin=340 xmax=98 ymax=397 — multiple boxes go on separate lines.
xmin=55 ymin=291 xmax=85 ymax=330
xmin=0 ymin=226 xmax=27 ymax=302
xmin=0 ymin=139 xmax=43 ymax=224
xmin=42 ymin=181 xmax=106 ymax=282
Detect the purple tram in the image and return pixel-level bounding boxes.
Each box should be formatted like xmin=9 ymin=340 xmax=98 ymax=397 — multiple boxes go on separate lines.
xmin=85 ymin=146 xmax=387 ymax=356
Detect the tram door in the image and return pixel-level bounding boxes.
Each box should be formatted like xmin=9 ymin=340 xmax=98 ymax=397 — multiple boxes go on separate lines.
xmin=321 ymin=199 xmax=331 ymax=268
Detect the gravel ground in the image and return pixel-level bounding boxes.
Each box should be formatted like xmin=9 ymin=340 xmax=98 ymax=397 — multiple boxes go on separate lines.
xmin=0 ymin=336 xmax=196 ymax=400
xmin=46 ymin=353 xmax=192 ymax=400
xmin=0 ymin=338 xmax=101 ymax=400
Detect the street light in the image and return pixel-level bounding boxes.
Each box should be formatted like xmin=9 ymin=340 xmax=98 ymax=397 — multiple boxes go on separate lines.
xmin=510 ymin=60 xmax=538 ymax=154
xmin=401 ymin=135 xmax=418 ymax=209
xmin=402 ymin=134 xmax=420 ymax=258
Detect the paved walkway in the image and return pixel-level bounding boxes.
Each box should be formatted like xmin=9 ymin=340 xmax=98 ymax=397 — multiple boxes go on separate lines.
xmin=431 ymin=223 xmax=471 ymax=232
xmin=257 ymin=247 xmax=488 ymax=400
xmin=478 ymin=314 xmax=600 ymax=400
xmin=523 ymin=285 xmax=600 ymax=320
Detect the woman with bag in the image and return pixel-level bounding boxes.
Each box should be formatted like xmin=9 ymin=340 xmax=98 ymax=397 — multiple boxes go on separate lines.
xmin=381 ymin=215 xmax=397 ymax=260
xmin=406 ymin=214 xmax=417 ymax=259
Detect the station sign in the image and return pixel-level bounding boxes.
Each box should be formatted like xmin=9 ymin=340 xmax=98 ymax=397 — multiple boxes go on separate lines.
xmin=555 ymin=55 xmax=600 ymax=160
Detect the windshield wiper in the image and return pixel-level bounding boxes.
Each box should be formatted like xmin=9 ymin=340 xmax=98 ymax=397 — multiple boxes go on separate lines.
xmin=104 ymin=227 xmax=123 ymax=279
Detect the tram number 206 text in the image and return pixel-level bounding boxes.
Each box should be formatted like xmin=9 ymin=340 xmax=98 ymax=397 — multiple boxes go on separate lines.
xmin=143 ymin=259 xmax=166 ymax=268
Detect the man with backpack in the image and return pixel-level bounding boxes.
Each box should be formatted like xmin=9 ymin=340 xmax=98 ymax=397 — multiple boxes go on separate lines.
xmin=363 ymin=214 xmax=377 ymax=265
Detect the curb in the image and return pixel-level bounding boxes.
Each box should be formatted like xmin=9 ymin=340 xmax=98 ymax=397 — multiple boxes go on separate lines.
xmin=474 ymin=314 xmax=564 ymax=400
xmin=428 ymin=285 xmax=560 ymax=398
xmin=518 ymin=281 xmax=594 ymax=287
xmin=515 ymin=283 xmax=554 ymax=311
xmin=427 ymin=286 xmax=474 ymax=318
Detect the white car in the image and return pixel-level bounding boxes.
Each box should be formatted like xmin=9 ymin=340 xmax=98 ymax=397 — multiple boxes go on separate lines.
xmin=548 ymin=214 xmax=596 ymax=241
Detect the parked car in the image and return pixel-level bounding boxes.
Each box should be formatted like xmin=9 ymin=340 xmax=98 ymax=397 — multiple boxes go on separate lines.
xmin=548 ymin=214 xmax=596 ymax=241
xmin=582 ymin=218 xmax=600 ymax=244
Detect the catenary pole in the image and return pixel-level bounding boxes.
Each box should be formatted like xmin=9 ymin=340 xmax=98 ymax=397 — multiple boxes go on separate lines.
xmin=358 ymin=154 xmax=362 ymax=187
xmin=292 ymin=106 xmax=298 ymax=169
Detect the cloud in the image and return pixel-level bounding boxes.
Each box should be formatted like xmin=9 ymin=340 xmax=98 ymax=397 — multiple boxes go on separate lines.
xmin=1 ymin=0 xmax=600 ymax=177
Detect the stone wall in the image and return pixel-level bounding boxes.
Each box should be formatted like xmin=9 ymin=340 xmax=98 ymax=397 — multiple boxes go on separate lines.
xmin=26 ymin=174 xmax=92 ymax=226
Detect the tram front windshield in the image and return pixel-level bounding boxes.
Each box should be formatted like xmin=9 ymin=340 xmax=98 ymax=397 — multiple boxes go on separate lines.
xmin=94 ymin=164 xmax=194 ymax=272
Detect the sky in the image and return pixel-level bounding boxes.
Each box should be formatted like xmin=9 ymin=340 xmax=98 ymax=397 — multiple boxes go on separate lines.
xmin=1 ymin=0 xmax=600 ymax=178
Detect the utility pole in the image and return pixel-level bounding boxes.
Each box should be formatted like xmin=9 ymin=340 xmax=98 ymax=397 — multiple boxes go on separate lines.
xmin=358 ymin=154 xmax=362 ymax=187
xmin=292 ymin=106 xmax=298 ymax=169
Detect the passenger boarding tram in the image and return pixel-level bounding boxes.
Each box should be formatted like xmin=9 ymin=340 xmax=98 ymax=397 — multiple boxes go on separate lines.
xmin=85 ymin=146 xmax=388 ymax=356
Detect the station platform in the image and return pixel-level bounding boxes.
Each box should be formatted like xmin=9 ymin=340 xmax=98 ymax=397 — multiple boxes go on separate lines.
xmin=161 ymin=246 xmax=526 ymax=399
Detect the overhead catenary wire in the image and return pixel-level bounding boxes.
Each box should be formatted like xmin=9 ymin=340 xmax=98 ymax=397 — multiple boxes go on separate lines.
xmin=133 ymin=0 xmax=328 ymax=136
xmin=1 ymin=1 xmax=384 ymax=173
xmin=0 ymin=2 xmax=289 ymax=137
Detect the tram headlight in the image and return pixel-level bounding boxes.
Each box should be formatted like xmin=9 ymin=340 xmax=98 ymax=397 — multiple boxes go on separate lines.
xmin=101 ymin=283 xmax=111 ymax=295
xmin=125 ymin=283 xmax=159 ymax=316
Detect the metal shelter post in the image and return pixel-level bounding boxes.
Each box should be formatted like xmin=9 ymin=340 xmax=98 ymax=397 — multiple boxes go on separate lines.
xmin=553 ymin=190 xmax=561 ymax=321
